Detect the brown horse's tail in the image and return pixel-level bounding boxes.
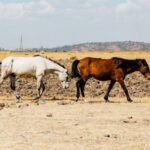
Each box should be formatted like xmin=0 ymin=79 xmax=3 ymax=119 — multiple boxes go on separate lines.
xmin=71 ymin=60 xmax=81 ymax=78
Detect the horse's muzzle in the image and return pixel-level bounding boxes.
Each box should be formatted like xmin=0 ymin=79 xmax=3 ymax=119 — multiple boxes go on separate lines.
xmin=62 ymin=82 xmax=69 ymax=89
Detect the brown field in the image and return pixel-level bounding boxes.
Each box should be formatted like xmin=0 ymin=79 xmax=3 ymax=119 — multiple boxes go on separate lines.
xmin=1 ymin=50 xmax=150 ymax=61
xmin=0 ymin=51 xmax=150 ymax=150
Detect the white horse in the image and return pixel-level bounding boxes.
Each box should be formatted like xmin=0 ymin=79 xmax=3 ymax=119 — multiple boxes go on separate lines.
xmin=0 ymin=55 xmax=69 ymax=103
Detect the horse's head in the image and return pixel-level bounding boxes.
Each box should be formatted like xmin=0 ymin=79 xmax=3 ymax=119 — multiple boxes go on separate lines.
xmin=136 ymin=59 xmax=150 ymax=79
xmin=58 ymin=69 xmax=69 ymax=89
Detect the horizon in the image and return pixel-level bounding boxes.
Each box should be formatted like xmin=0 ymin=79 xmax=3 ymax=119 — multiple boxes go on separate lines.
xmin=1 ymin=40 xmax=150 ymax=51
xmin=1 ymin=40 xmax=150 ymax=50
xmin=0 ymin=0 xmax=150 ymax=49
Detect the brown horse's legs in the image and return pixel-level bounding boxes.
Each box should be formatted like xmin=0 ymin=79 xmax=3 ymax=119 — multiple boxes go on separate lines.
xmin=76 ymin=79 xmax=81 ymax=101
xmin=118 ymin=80 xmax=133 ymax=102
xmin=104 ymin=80 xmax=116 ymax=102
xmin=79 ymin=79 xmax=86 ymax=97
xmin=76 ymin=79 xmax=87 ymax=102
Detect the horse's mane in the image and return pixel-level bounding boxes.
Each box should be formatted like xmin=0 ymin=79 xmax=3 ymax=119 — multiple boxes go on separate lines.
xmin=112 ymin=57 xmax=145 ymax=63
xmin=112 ymin=57 xmax=128 ymax=61
xmin=34 ymin=55 xmax=65 ymax=68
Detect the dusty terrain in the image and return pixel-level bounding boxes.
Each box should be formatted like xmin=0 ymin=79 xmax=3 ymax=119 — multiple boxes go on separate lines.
xmin=0 ymin=100 xmax=150 ymax=150
xmin=0 ymin=51 xmax=150 ymax=150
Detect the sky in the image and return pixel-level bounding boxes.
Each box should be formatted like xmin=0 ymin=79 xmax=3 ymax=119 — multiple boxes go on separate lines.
xmin=0 ymin=0 xmax=150 ymax=49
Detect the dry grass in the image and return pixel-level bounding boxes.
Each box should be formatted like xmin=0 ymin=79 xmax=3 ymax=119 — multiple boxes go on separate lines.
xmin=0 ymin=51 xmax=150 ymax=63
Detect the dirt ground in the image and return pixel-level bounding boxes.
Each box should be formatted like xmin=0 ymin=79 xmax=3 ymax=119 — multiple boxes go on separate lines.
xmin=0 ymin=51 xmax=150 ymax=150
xmin=0 ymin=99 xmax=150 ymax=150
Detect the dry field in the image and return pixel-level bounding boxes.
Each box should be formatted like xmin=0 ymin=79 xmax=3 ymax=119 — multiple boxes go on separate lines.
xmin=0 ymin=51 xmax=150 ymax=150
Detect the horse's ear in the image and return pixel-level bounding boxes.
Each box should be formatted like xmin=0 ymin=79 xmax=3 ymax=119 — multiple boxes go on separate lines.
xmin=136 ymin=59 xmax=147 ymax=66
xmin=113 ymin=58 xmax=123 ymax=68
xmin=141 ymin=59 xmax=148 ymax=65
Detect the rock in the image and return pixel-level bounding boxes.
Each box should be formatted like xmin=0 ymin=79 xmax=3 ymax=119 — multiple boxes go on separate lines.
xmin=46 ymin=113 xmax=53 ymax=117
xmin=104 ymin=134 xmax=110 ymax=138
xmin=57 ymin=101 xmax=68 ymax=105
xmin=17 ymin=103 xmax=29 ymax=108
xmin=128 ymin=116 xmax=133 ymax=119
xmin=123 ymin=120 xmax=129 ymax=123
xmin=0 ymin=103 xmax=5 ymax=107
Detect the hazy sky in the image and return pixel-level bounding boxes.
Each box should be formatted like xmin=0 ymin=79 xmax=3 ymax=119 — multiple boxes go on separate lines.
xmin=0 ymin=0 xmax=150 ymax=49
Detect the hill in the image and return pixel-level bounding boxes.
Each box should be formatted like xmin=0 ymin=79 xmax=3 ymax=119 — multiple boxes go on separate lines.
xmin=47 ymin=41 xmax=150 ymax=51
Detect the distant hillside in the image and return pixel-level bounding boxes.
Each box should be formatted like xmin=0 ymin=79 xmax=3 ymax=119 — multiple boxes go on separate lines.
xmin=47 ymin=41 xmax=150 ymax=51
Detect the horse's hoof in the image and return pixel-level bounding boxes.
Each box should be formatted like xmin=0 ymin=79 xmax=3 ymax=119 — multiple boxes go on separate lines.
xmin=128 ymin=99 xmax=133 ymax=103
xmin=32 ymin=99 xmax=39 ymax=103
xmin=104 ymin=97 xmax=109 ymax=103
xmin=34 ymin=97 xmax=40 ymax=100
xmin=16 ymin=95 xmax=21 ymax=103
xmin=16 ymin=100 xmax=21 ymax=103
xmin=105 ymin=100 xmax=109 ymax=103
xmin=16 ymin=98 xmax=21 ymax=103
xmin=75 ymin=99 xmax=79 ymax=102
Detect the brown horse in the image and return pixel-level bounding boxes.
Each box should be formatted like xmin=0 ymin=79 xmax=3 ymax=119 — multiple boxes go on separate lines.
xmin=71 ymin=57 xmax=150 ymax=102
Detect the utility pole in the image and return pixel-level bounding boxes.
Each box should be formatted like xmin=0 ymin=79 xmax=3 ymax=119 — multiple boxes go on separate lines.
xmin=19 ymin=35 xmax=23 ymax=51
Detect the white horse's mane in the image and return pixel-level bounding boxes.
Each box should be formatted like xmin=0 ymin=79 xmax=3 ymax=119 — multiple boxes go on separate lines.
xmin=34 ymin=55 xmax=65 ymax=69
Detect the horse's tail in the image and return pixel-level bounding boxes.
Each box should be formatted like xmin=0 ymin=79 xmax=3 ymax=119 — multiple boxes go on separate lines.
xmin=71 ymin=60 xmax=81 ymax=78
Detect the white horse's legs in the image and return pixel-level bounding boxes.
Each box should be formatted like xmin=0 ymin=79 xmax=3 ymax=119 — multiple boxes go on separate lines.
xmin=0 ymin=72 xmax=20 ymax=103
xmin=0 ymin=72 xmax=7 ymax=85
xmin=10 ymin=75 xmax=21 ymax=103
xmin=34 ymin=75 xmax=45 ymax=101
xmin=39 ymin=81 xmax=45 ymax=96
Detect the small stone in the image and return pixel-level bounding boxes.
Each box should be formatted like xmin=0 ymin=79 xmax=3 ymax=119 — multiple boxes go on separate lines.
xmin=74 ymin=123 xmax=79 ymax=126
xmin=0 ymin=103 xmax=5 ymax=107
xmin=112 ymin=134 xmax=118 ymax=138
xmin=57 ymin=101 xmax=68 ymax=105
xmin=104 ymin=134 xmax=110 ymax=138
xmin=123 ymin=120 xmax=129 ymax=123
xmin=128 ymin=116 xmax=133 ymax=119
xmin=46 ymin=113 xmax=53 ymax=117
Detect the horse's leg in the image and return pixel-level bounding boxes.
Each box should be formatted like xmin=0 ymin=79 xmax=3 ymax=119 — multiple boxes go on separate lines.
xmin=40 ymin=81 xmax=45 ymax=96
xmin=80 ymin=79 xmax=86 ymax=97
xmin=78 ymin=79 xmax=88 ymax=102
xmin=0 ymin=72 xmax=7 ymax=85
xmin=10 ymin=75 xmax=21 ymax=103
xmin=76 ymin=78 xmax=87 ymax=102
xmin=104 ymin=80 xmax=116 ymax=102
xmin=76 ymin=79 xmax=81 ymax=102
xmin=34 ymin=75 xmax=43 ymax=101
xmin=0 ymin=76 xmax=5 ymax=85
xmin=118 ymin=80 xmax=133 ymax=102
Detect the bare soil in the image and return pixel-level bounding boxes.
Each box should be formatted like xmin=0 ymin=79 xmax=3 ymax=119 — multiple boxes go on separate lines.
xmin=0 ymin=99 xmax=150 ymax=150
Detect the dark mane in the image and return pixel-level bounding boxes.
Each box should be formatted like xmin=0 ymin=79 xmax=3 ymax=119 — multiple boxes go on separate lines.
xmin=48 ymin=58 xmax=65 ymax=68
xmin=34 ymin=55 xmax=65 ymax=68
xmin=112 ymin=57 xmax=128 ymax=61
xmin=112 ymin=57 xmax=140 ymax=69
